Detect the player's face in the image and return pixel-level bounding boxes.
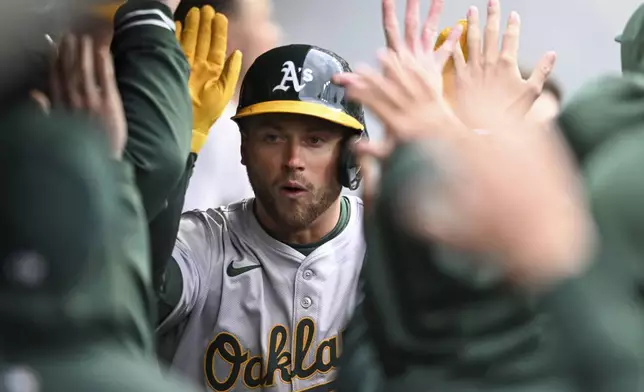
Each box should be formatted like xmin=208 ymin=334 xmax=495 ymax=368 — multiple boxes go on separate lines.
xmin=241 ymin=113 xmax=344 ymax=230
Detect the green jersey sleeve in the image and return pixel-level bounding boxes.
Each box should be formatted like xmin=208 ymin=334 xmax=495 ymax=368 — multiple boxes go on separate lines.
xmin=112 ymin=0 xmax=192 ymax=222
xmin=546 ymin=126 xmax=644 ymax=391
xmin=360 ymin=143 xmax=563 ymax=389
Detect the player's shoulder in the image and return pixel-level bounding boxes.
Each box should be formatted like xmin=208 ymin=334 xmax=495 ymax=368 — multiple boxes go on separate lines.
xmin=180 ymin=198 xmax=254 ymax=238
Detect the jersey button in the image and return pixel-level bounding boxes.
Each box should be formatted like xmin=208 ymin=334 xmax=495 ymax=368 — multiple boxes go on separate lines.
xmin=301 ymin=296 xmax=312 ymax=308
xmin=303 ymin=270 xmax=314 ymax=280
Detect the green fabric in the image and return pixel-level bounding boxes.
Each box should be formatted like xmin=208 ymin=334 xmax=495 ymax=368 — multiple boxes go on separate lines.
xmin=290 ymin=196 xmax=351 ymax=256
xmin=110 ymin=155 xmax=155 ymax=355
xmin=553 ymin=69 xmax=644 ymax=389
xmin=0 ymin=105 xmax=152 ymax=358
xmin=0 ymin=106 xmax=117 ymax=331
xmin=618 ymin=4 xmax=644 ymax=73
xmin=110 ymin=0 xmax=193 ymax=354
xmin=0 ymin=342 xmax=202 ymax=392
xmin=153 ymin=153 xmax=197 ymax=327
xmin=113 ymin=0 xmax=192 ymax=223
xmin=153 ymin=154 xmax=197 ymax=364
xmin=337 ymin=143 xmax=568 ymax=391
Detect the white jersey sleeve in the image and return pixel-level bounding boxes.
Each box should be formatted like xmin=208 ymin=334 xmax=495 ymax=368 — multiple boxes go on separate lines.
xmin=159 ymin=209 xmax=226 ymax=330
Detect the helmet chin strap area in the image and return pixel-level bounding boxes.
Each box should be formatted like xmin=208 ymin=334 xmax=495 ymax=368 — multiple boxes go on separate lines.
xmin=343 ymin=134 xmax=366 ymax=191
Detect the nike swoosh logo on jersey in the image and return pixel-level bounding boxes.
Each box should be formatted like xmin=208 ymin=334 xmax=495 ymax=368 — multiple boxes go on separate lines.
xmin=226 ymin=260 xmax=262 ymax=277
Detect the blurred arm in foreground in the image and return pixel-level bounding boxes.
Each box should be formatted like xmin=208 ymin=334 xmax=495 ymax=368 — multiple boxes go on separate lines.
xmin=334 ymin=0 xmax=595 ymax=390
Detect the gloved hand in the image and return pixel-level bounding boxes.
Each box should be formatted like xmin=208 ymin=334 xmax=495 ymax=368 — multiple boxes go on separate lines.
xmin=176 ymin=6 xmax=242 ymax=153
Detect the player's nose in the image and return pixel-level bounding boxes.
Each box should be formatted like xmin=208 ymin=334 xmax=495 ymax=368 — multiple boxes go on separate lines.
xmin=283 ymin=139 xmax=305 ymax=171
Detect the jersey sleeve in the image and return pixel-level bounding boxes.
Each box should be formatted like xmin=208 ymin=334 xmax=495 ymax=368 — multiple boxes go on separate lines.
xmin=376 ymin=143 xmax=501 ymax=285
xmin=362 ymin=143 xmax=552 ymax=383
xmin=546 ymin=128 xmax=644 ymax=388
xmin=157 ymin=208 xmax=225 ymax=332
xmin=112 ymin=0 xmax=192 ymax=221
xmin=110 ymin=159 xmax=156 ymax=353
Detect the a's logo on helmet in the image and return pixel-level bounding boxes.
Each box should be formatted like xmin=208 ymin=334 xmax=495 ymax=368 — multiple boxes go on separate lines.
xmin=272 ymin=61 xmax=313 ymax=93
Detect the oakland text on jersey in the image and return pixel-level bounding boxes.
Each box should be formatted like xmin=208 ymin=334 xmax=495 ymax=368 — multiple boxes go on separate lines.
xmin=204 ymin=318 xmax=342 ymax=391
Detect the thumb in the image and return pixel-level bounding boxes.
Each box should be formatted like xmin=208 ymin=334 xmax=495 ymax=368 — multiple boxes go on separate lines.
xmin=221 ymin=50 xmax=243 ymax=91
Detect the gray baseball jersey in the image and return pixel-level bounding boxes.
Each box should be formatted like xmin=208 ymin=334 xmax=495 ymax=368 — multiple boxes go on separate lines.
xmin=160 ymin=196 xmax=366 ymax=392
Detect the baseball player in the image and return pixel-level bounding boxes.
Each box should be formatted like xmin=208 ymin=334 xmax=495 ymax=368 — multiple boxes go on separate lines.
xmin=147 ymin=2 xmax=479 ymax=391
xmin=154 ymin=41 xmax=368 ymax=392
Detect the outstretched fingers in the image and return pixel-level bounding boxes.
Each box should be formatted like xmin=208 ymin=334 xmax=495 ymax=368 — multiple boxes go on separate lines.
xmin=527 ymin=51 xmax=557 ymax=96
xmin=421 ymin=0 xmax=444 ymax=52
xmin=466 ymin=6 xmax=482 ymax=66
xmin=382 ymin=0 xmax=402 ymax=51
xmin=499 ymin=11 xmax=521 ymax=67
xmin=483 ymin=0 xmax=501 ymax=66
xmin=404 ymin=0 xmax=421 ymax=53
xmin=334 ymin=67 xmax=404 ymax=131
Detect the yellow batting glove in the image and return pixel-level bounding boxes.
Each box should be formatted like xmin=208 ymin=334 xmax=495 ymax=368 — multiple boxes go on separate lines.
xmin=90 ymin=1 xmax=125 ymax=22
xmin=176 ymin=6 xmax=243 ymax=153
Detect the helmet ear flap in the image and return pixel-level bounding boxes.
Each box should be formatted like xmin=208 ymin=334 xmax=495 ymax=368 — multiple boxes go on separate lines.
xmin=338 ymin=133 xmax=366 ymax=191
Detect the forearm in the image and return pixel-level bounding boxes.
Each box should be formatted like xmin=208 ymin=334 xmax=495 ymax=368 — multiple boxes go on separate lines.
xmin=111 ymin=158 xmax=157 ymax=353
xmin=381 ymin=141 xmax=589 ymax=287
xmin=149 ymin=153 xmax=197 ymax=296
xmin=112 ymin=0 xmax=192 ymax=221
xmin=543 ymin=266 xmax=644 ymax=391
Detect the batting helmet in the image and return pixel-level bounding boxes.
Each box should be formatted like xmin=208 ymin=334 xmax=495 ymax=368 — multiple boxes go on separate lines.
xmin=232 ymin=44 xmax=368 ymax=191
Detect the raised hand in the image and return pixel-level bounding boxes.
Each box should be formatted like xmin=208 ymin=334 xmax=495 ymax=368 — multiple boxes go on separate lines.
xmin=336 ymin=47 xmax=592 ymax=286
xmin=339 ymin=0 xmax=465 ymax=213
xmin=176 ymin=6 xmax=242 ymax=153
xmin=49 ymin=34 xmax=127 ymax=159
xmin=450 ymin=0 xmax=556 ymax=129
xmin=334 ymin=32 xmax=464 ymax=144
xmin=381 ymin=0 xmax=461 ymax=78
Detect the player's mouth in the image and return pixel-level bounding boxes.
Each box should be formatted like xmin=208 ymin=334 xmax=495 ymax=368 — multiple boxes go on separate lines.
xmin=279 ymin=181 xmax=308 ymax=198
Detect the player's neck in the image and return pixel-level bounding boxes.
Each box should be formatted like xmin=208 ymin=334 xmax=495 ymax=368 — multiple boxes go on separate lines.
xmin=255 ymin=198 xmax=342 ymax=245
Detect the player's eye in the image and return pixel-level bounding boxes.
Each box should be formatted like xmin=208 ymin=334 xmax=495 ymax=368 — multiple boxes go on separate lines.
xmin=262 ymin=133 xmax=282 ymax=143
xmin=307 ymin=136 xmax=325 ymax=146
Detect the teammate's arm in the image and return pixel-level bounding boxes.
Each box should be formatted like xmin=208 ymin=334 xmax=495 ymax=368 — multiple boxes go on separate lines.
xmin=112 ymin=0 xmax=192 ymax=221
xmin=150 ymin=154 xmax=196 ymax=313
xmin=545 ymin=114 xmax=644 ymax=389
xmin=148 ymin=5 xmax=240 ymax=328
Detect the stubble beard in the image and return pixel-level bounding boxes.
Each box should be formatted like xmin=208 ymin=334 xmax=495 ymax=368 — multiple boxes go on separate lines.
xmin=246 ymin=164 xmax=341 ymax=231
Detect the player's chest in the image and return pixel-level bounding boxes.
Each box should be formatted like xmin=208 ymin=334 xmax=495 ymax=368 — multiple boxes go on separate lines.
xmin=205 ymin=252 xmax=365 ymax=391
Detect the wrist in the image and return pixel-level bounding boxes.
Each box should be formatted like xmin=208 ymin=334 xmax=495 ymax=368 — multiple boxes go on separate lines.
xmin=191 ymin=130 xmax=208 ymax=153
xmin=504 ymin=217 xmax=596 ymax=288
xmin=158 ymin=0 xmax=181 ymax=14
